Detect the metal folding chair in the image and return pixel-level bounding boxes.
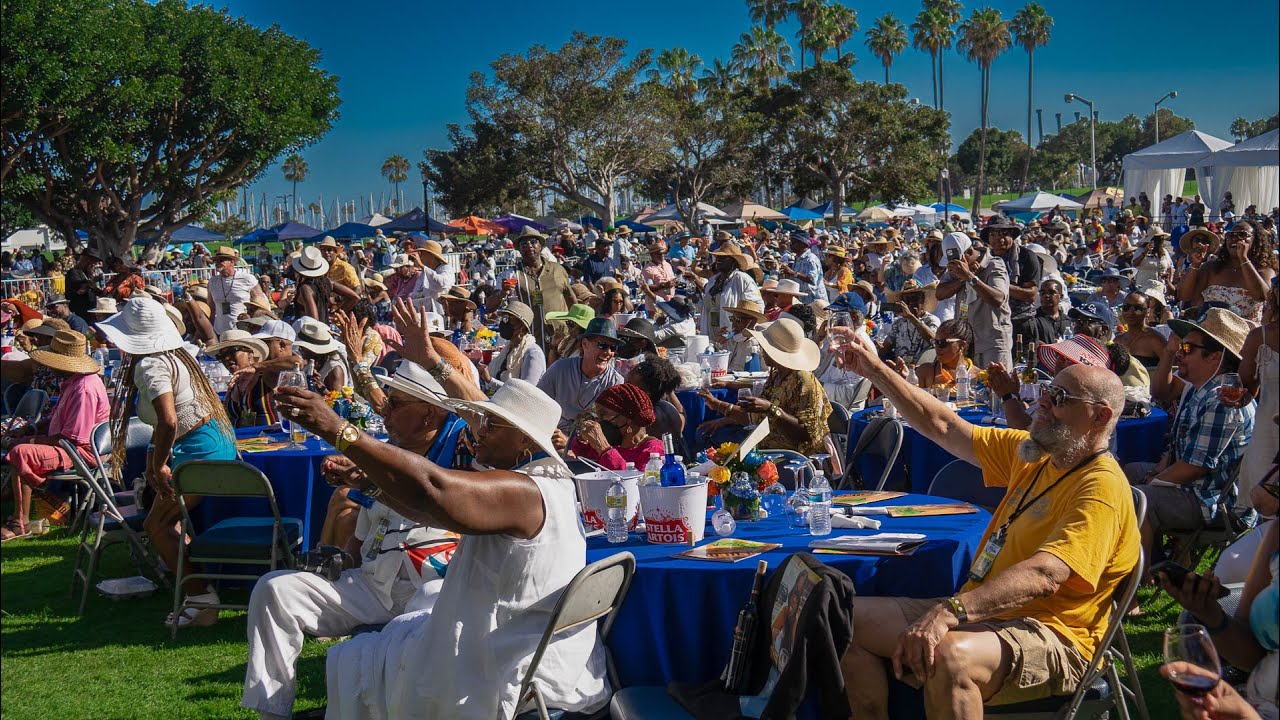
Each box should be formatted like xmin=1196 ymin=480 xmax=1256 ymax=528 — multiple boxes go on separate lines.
xmin=170 ymin=460 xmax=303 ymax=638
xmin=839 ymin=416 xmax=904 ymax=491
xmin=827 ymin=401 xmax=851 ymax=460
xmin=513 ymin=552 xmax=635 ymax=720
xmin=927 ymin=459 xmax=1007 ymax=512
xmin=13 ymin=388 xmax=48 ymax=426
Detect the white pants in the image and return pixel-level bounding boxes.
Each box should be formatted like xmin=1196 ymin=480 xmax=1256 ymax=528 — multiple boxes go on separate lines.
xmin=241 ymin=569 xmax=418 ymax=718
xmin=325 ymin=607 xmax=434 ymax=720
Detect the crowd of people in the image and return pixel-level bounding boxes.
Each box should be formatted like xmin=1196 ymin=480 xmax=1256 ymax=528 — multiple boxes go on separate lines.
xmin=1 ymin=204 xmax=1278 ymax=719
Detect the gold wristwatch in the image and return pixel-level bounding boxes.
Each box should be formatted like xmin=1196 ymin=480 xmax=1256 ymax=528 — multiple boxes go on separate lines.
xmin=333 ymin=422 xmax=361 ymax=453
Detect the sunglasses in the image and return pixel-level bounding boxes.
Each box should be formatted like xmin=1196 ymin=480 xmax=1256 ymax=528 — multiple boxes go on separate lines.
xmin=215 ymin=351 xmax=241 ymax=363
xmin=480 ymin=414 xmax=517 ymax=433
xmin=383 ymin=393 xmax=427 ymax=411
xmin=1120 ymin=303 xmax=1147 ymax=312
xmin=1178 ymin=342 xmax=1211 ymax=355
xmin=1226 ymin=229 xmax=1251 ymax=238
xmin=934 ymin=338 xmax=960 ymax=348
xmin=592 ymin=341 xmax=618 ymax=353
xmin=1040 ymin=383 xmax=1107 ymax=408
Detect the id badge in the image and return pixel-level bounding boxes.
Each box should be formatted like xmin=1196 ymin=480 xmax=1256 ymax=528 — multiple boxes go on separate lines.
xmin=968 ymin=527 xmax=1006 ymax=583
xmin=366 ymin=517 xmax=390 ymax=562
xmin=221 ymin=301 xmax=231 ymax=316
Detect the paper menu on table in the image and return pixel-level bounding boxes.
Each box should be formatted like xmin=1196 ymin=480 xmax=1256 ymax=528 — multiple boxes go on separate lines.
xmin=676 ymin=538 xmax=781 ymax=563
xmin=885 ymin=503 xmax=978 ymax=518
xmin=808 ymin=533 xmax=927 ymax=555
xmin=733 ymin=418 xmax=771 ymax=462
xmin=831 ymin=491 xmax=906 ymax=507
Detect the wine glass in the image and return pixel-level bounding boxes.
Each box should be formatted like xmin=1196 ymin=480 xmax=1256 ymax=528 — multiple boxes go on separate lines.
xmin=784 ymin=461 xmax=811 ymax=529
xmin=828 ymin=311 xmax=852 ymax=352
xmin=1163 ymin=625 xmax=1222 ymax=699
xmin=810 ymin=452 xmax=832 ymax=481
xmin=276 ymin=369 xmax=307 ymax=448
xmin=711 ymin=495 xmax=737 ymax=537
xmin=738 ymin=385 xmax=754 ymax=403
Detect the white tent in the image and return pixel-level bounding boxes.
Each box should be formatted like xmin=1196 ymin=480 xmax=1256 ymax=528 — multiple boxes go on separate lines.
xmin=998 ymin=191 xmax=1083 ymax=214
xmin=2 ymin=225 xmax=68 ymax=252
xmin=1121 ymin=130 xmax=1233 ymax=225
xmin=356 ymin=213 xmax=395 ymax=227
xmin=636 ymin=202 xmax=729 ymax=224
xmin=1208 ymin=129 xmax=1279 ymax=218
xmin=887 ymin=203 xmax=941 ymax=224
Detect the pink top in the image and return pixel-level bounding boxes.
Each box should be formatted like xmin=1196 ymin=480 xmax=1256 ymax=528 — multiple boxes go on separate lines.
xmin=49 ymin=373 xmax=110 ymax=449
xmin=373 ymin=323 xmax=403 ymax=363
xmin=641 ymin=261 xmax=677 ymax=301
xmin=571 ymin=436 xmax=665 ymax=471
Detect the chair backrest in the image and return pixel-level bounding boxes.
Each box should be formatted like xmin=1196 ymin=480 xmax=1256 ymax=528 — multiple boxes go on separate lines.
xmin=514 ymin=552 xmax=635 ymax=717
xmin=58 ymin=439 xmax=132 ymax=525
xmin=90 ymin=418 xmax=154 ymax=489
xmin=1130 ymin=486 xmax=1147 ymax=529
xmin=827 ymin=402 xmax=851 ymax=437
xmin=841 ymin=417 xmax=904 ymax=491
xmin=926 ymin=459 xmax=1007 ymax=511
xmin=370 ymin=365 xmax=389 ymax=378
xmin=14 ymin=388 xmax=48 ymax=424
xmin=848 ymin=377 xmax=872 ymax=409
xmin=3 ymin=382 xmax=27 ymax=415
xmin=1069 ymin=548 xmax=1147 ymax=715
xmin=172 ymin=460 xmax=278 ymax=501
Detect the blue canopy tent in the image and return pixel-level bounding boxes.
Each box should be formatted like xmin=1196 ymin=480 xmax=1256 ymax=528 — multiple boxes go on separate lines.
xmin=615 ymin=218 xmax=657 ymax=233
xmin=490 ymin=214 xmax=546 ymax=234
xmin=316 ymin=222 xmax=378 ymax=240
xmin=380 ymin=207 xmax=454 ymax=233
xmin=930 ymin=202 xmax=968 ymax=214
xmin=234 ymin=221 xmax=323 ymax=244
xmin=135 ymin=225 xmax=225 ymax=246
xmin=811 ymin=201 xmax=857 ymax=219
xmin=579 ymin=216 xmax=604 ymax=230
xmin=780 ymin=206 xmax=823 ymax=221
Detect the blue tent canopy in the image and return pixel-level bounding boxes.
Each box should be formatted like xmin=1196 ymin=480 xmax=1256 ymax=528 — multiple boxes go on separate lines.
xmin=811 ymin=201 xmax=857 ymax=217
xmin=317 ymin=222 xmax=378 ymax=240
xmin=380 ymin=207 xmax=452 ymax=233
xmin=930 ymin=202 xmax=969 ymax=213
xmin=615 ymin=218 xmax=656 ymax=233
xmin=134 ymin=225 xmax=224 ymax=246
xmin=235 ymin=221 xmax=322 ymax=244
xmin=780 ymin=206 xmax=823 ymax=221
xmin=579 ymin=216 xmax=604 ymax=230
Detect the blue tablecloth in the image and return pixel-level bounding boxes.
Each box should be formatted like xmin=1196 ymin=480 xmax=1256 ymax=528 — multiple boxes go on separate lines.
xmin=845 ymin=407 xmax=1171 ymax=495
xmin=588 ymin=492 xmax=990 ymax=702
xmin=675 ymin=387 xmax=734 ymax=456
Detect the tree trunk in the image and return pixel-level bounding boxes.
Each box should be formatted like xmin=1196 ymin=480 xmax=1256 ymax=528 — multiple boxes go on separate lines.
xmin=938 ymin=48 xmax=946 ymax=113
xmin=292 ymin=180 xmax=298 ymax=220
xmin=884 ymin=63 xmax=890 ymax=85
xmin=931 ymin=51 xmax=939 ymax=108
xmin=1019 ymin=51 xmax=1034 ymax=192
xmin=973 ymin=66 xmax=989 ymax=216
xmin=830 ymin=178 xmax=844 ymax=231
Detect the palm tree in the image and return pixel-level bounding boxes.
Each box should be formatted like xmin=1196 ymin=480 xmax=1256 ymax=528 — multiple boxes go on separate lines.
xmin=866 ymin=14 xmax=908 ymax=84
xmin=647 ymin=47 xmax=703 ymax=100
xmin=1010 ymin=3 xmax=1053 ymax=190
xmin=807 ymin=4 xmax=841 ymax=65
xmin=746 ymin=0 xmax=790 ymax=29
xmin=925 ymin=0 xmax=963 ymax=112
xmin=381 ymin=154 xmax=410 ymax=212
xmin=791 ymin=0 xmax=826 ymax=70
xmin=281 ymin=154 xmax=308 ymax=220
xmin=912 ymin=9 xmax=946 ymax=108
xmin=828 ymin=3 xmax=859 ymax=61
xmin=307 ymin=201 xmax=321 ymax=227
xmin=733 ymin=26 xmax=793 ymax=87
xmin=701 ymin=58 xmax=741 ymax=94
xmin=958 ymin=6 xmax=1011 ymax=214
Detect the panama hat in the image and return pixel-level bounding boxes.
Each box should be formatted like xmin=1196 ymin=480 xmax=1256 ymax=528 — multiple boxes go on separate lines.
xmin=417 ymin=240 xmax=447 ymax=265
xmin=87 ymin=297 xmax=119 ymax=315
xmin=724 ymin=299 xmax=768 ymax=324
xmin=29 ymin=330 xmax=99 ymax=375
xmin=1168 ymin=307 xmax=1253 ymax=361
xmin=440 ymin=286 xmax=476 ymax=310
xmin=213 ymin=246 xmax=240 ymax=262
xmin=497 ymin=301 xmax=535 ymax=332
xmin=808 ymin=298 xmax=831 ymax=319
xmin=315 ymin=236 xmax=342 ymax=250
xmin=205 ymin=329 xmax=269 ymax=361
xmin=616 ymin=225 xmax=633 ymax=237
xmin=515 ymin=225 xmax=548 ymax=242
xmin=708 ymin=242 xmax=751 ymax=271
xmin=388 ymin=253 xmax=414 ymax=269
xmin=759 ymin=278 xmax=779 ymax=295
xmin=545 ymin=303 xmax=596 ymax=330
xmin=1136 ymin=279 xmax=1167 ymax=308
xmin=769 ymin=279 xmax=807 ymax=297
xmin=96 ymin=296 xmax=185 ymax=355
xmin=1036 ymin=335 xmax=1109 ymax=377
xmin=252 ymin=318 xmax=297 ymax=343
xmin=570 ymin=283 xmax=600 ymax=304
xmin=452 ymin=379 xmax=566 ymax=468
xmin=866 ymin=236 xmax=895 ymax=251
xmin=748 ymin=317 xmax=820 ymax=372
xmin=1138 ymin=226 xmax=1170 ymax=246
xmin=824 ymin=247 xmax=848 ymax=259
xmin=885 ymin=279 xmax=939 ymax=313
xmin=291 ymin=246 xmax=329 ymax=278
xmin=292 ymin=318 xmax=343 ymax=355
xmin=375 ymin=359 xmax=457 ymax=412
xmin=1179 ymin=227 xmax=1221 ymax=255
xmin=363 ymin=274 xmax=388 ymax=292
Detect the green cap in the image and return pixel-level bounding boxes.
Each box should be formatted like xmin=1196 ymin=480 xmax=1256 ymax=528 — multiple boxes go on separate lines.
xmin=544 ymin=303 xmax=595 ymax=330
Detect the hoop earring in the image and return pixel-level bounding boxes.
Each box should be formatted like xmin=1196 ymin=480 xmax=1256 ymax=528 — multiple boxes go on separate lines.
xmin=518 ymin=447 xmax=534 ymax=467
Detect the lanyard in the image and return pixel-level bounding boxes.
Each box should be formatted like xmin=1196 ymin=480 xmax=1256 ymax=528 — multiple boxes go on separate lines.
xmin=1000 ymin=449 xmax=1108 ymax=531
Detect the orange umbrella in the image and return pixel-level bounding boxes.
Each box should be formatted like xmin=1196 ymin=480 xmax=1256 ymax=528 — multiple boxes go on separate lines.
xmin=446 ymin=216 xmax=505 ymax=235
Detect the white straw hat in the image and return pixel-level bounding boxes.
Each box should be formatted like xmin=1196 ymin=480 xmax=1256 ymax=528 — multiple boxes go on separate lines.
xmin=452 ymin=379 xmax=566 ymax=467
xmin=768 ymin=279 xmax=807 ymax=297
xmin=252 ymin=319 xmax=297 ymax=343
xmin=375 ymin=359 xmax=455 ymax=412
xmin=95 ymin=296 xmax=185 ymax=355
xmin=88 ymin=297 xmax=119 ymax=315
xmin=292 ymin=318 xmax=342 ymax=355
xmin=291 ymin=246 xmax=329 ymax=278
xmin=205 ymin=329 xmax=269 ymax=361
xmin=747 ymin=316 xmax=820 ymax=372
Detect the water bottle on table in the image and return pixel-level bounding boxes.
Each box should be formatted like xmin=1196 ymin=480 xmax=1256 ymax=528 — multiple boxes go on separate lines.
xmin=807 ymin=469 xmax=832 ymax=536
xmin=605 ymin=478 xmax=629 ymax=544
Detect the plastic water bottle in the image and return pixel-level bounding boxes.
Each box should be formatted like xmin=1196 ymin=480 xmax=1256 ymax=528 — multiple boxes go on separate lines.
xmin=605 ymin=478 xmax=629 ymax=544
xmin=642 ymin=453 xmax=662 ymax=486
xmin=698 ymin=356 xmax=711 ymax=388
xmin=807 ymin=471 xmax=832 ymax=536
xmin=955 ymin=361 xmax=971 ymax=403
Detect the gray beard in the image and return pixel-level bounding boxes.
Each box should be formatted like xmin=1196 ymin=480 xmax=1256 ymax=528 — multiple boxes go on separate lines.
xmin=1020 ymin=417 xmax=1090 ymax=464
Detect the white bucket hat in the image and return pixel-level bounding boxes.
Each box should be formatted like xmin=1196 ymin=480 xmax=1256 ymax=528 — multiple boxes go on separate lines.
xmin=88 ymin=297 xmax=119 ymax=315
xmin=388 ymin=253 xmax=414 ymax=268
xmin=96 ymin=296 xmax=185 ymax=355
xmin=291 ymin=246 xmax=330 ymax=278
xmin=452 ymin=379 xmax=566 ymax=468
xmin=747 ymin=316 xmax=820 ymax=372
xmin=292 ymin=318 xmax=342 ymax=355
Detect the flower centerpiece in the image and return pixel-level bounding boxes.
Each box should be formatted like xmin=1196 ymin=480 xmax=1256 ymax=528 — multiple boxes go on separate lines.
xmin=704 ymin=442 xmax=779 ymax=521
xmin=325 ymin=386 xmax=368 ymax=428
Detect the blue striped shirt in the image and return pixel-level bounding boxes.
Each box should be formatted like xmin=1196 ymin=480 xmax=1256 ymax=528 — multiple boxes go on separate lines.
xmin=1171 ymin=374 xmax=1255 ymax=516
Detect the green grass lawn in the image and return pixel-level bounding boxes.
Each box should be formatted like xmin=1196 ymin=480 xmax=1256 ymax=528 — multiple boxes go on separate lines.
xmin=2 ymin=523 xmax=1197 ymax=719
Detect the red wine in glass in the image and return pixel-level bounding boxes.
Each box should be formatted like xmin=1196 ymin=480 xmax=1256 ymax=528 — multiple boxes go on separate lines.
xmin=1168 ymin=672 xmax=1218 ymax=698
xmin=1163 ymin=624 xmax=1222 ymax=700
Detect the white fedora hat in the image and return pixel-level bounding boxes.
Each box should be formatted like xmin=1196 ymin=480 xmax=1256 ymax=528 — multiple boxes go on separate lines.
xmin=375 ymin=359 xmax=457 ymax=412
xmin=769 ymin=279 xmax=807 ymax=297
xmin=292 ymin=318 xmax=342 ymax=355
xmin=748 ymin=316 xmax=820 ymax=372
xmin=291 ymin=246 xmax=329 ymax=278
xmin=452 ymin=379 xmax=566 ymax=468
xmin=96 ymin=296 xmax=185 ymax=355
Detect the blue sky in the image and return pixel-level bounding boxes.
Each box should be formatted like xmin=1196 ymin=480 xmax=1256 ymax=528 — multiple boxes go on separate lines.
xmin=222 ymin=0 xmax=1280 ymax=219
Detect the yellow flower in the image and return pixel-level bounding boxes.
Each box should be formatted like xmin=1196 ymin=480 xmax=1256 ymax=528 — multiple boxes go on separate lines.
xmin=716 ymin=442 xmax=739 ymax=459
xmin=709 ymin=466 xmax=730 ymax=485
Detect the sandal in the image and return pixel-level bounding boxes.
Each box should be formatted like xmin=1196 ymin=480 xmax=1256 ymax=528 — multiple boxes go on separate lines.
xmin=165 ymin=591 xmax=221 ymax=628
xmin=0 ymin=519 xmax=30 ymax=543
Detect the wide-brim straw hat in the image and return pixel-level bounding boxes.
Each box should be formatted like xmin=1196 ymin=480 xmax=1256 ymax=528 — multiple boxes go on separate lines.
xmin=292 ymin=317 xmax=342 ymax=355
xmin=748 ymin=317 xmax=820 ymax=372
xmin=96 ymin=296 xmax=185 ymax=355
xmin=315 ymin=236 xmax=342 ymax=250
xmin=441 ymin=286 xmax=476 ymax=310
xmin=616 ymin=225 xmax=633 ymax=237
xmin=205 ymin=329 xmax=269 ymax=361
xmin=768 ymin=279 xmax=807 ymax=297
xmin=363 ymin=275 xmax=388 ymax=292
xmin=885 ymin=280 xmax=939 ymax=314
xmin=1179 ymin=227 xmax=1221 ymax=255
xmin=164 ymin=304 xmax=187 ymax=336
xmin=417 ymin=240 xmax=447 ymax=265
xmin=88 ymin=297 xmax=119 ymax=315
xmin=29 ymin=330 xmax=98 ymax=374
xmin=452 ymin=378 xmax=566 ymax=468
xmin=376 ymin=359 xmax=456 ymax=413
xmin=1139 ymin=226 xmax=1170 ymax=245
xmin=1169 ymin=307 xmax=1253 ymax=361
xmin=708 ymin=243 xmax=751 ymax=271
xmin=725 ymin=299 xmax=768 ymax=324
xmin=291 ymin=246 xmax=330 ymax=278
xmin=213 ymin=246 xmax=240 ymax=262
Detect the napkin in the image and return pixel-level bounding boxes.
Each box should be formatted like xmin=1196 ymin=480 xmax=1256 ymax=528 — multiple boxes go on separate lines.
xmin=830 ymin=513 xmax=881 ymax=530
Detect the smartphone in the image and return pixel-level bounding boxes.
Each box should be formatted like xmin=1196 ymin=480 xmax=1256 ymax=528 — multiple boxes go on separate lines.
xmin=1149 ymin=560 xmax=1230 ymax=598
xmin=946 ymin=247 xmax=961 ymax=263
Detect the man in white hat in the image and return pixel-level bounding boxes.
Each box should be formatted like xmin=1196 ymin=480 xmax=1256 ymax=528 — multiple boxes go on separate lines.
xmin=936 ymin=231 xmax=1013 ymax=368
xmin=409 ymin=240 xmax=455 ymax=315
xmin=209 ymin=246 xmax=271 ymax=334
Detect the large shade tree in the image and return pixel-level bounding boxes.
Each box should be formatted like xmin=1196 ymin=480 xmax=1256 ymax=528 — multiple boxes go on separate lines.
xmin=422 ymin=121 xmax=533 ymax=218
xmin=466 ymin=33 xmax=663 ymax=226
xmin=1 ymin=0 xmax=340 ymax=256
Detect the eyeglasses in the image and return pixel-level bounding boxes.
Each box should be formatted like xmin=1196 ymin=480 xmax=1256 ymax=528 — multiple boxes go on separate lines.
xmin=1040 ymin=383 xmax=1107 ymax=408
xmin=1178 ymin=342 xmax=1209 ymax=355
xmin=593 ymin=341 xmax=618 ymax=353
xmin=383 ymin=393 xmax=427 ymax=411
xmin=517 ymin=239 xmax=541 ymax=247
xmin=1120 ymin=303 xmax=1147 ymax=312
xmin=1226 ymin=229 xmax=1251 ymax=238
xmin=480 ymin=414 xmax=517 ymax=433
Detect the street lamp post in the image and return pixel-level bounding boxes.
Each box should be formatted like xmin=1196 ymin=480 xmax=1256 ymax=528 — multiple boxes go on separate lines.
xmin=1154 ymin=90 xmax=1178 ymax=144
xmin=1064 ymin=93 xmax=1096 ymax=189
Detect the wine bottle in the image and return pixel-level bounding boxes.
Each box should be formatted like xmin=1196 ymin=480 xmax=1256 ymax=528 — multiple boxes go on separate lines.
xmin=722 ymin=560 xmax=768 ymax=694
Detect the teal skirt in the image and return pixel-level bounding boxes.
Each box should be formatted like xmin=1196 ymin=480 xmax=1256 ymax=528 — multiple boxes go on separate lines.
xmin=171 ymin=422 xmax=237 ymax=468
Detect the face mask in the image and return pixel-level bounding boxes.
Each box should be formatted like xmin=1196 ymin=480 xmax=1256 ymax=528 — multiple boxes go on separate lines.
xmin=498 ymin=322 xmax=515 ymax=340
xmin=599 ymin=419 xmax=625 ymax=446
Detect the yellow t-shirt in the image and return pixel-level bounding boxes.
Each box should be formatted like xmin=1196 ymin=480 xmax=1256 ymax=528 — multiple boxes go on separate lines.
xmin=964 ymin=426 xmax=1140 ymax=661
xmin=327 ymin=258 xmax=360 ymax=289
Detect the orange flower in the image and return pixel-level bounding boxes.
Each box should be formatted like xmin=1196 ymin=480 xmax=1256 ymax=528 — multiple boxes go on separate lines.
xmin=756 ymin=460 xmax=778 ymax=486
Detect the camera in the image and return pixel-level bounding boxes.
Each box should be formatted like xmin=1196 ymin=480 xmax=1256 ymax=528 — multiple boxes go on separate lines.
xmin=297 ymin=545 xmax=354 ymax=582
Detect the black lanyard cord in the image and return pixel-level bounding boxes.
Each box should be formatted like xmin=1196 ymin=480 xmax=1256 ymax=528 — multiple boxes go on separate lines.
xmin=1003 ymin=449 xmax=1108 ymax=530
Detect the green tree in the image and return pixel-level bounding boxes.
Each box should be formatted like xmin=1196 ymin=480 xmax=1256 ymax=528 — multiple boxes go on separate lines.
xmin=866 ymin=14 xmax=908 ymax=84
xmin=747 ymin=0 xmax=790 ymax=29
xmin=647 ymin=47 xmax=703 ymax=101
xmin=1228 ymin=114 xmax=1277 ymax=142
xmin=805 ymin=3 xmax=841 ymax=66
xmin=732 ymin=26 xmax=793 ymax=88
xmin=954 ymin=127 xmax=1027 ymax=191
xmin=381 ymin=154 xmax=410 ymax=213
xmin=700 ymin=58 xmax=742 ymax=95
xmin=792 ymin=0 xmax=827 ymax=70
xmin=1037 ymin=118 xmax=1138 ymax=185
xmin=1143 ymin=108 xmax=1193 ymax=146
xmin=466 ymin=33 xmax=664 ymax=225
xmin=1 ymin=0 xmax=339 ymax=257
xmin=423 ymin=121 xmax=532 ymax=217
xmin=912 ymin=8 xmax=950 ymax=109
xmin=924 ymin=0 xmax=963 ymax=112
xmin=957 ymin=6 xmax=1011 ymax=212
xmin=1009 ymin=2 xmax=1052 ymax=190
xmin=828 ymin=3 xmax=859 ymax=61
xmin=282 ymin=154 xmax=309 ymax=219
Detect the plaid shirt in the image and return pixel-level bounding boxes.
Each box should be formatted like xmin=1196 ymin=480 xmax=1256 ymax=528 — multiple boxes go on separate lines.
xmin=1170 ymin=374 xmax=1255 ymax=516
